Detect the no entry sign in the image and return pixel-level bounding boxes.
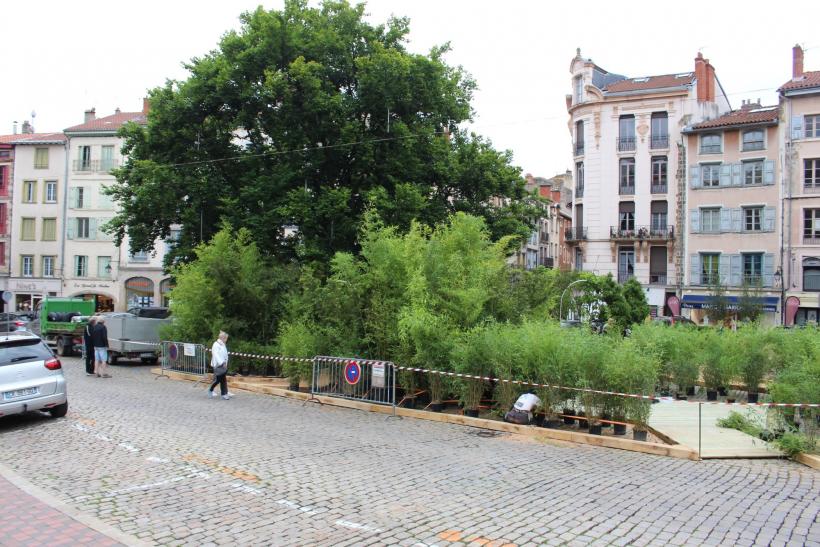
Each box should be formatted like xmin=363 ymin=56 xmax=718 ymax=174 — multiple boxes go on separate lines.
xmin=344 ymin=360 xmax=361 ymax=385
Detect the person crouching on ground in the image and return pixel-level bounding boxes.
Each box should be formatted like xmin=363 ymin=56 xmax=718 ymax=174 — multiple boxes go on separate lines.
xmin=209 ymin=331 xmax=231 ymax=400
xmin=92 ymin=317 xmax=111 ymax=378
xmin=84 ymin=316 xmax=97 ymax=376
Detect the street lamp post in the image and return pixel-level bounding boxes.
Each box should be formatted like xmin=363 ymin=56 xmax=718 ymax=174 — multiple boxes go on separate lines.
xmin=560 ymin=279 xmax=589 ymax=323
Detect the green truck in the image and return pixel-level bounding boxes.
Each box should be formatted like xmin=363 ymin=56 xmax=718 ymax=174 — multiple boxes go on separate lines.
xmin=29 ymin=297 xmax=96 ymax=356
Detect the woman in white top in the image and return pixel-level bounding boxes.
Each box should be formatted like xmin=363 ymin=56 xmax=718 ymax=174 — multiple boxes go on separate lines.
xmin=208 ymin=331 xmax=231 ymax=399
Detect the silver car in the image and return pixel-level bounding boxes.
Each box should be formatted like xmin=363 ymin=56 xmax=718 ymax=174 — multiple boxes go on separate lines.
xmin=0 ymin=331 xmax=68 ymax=418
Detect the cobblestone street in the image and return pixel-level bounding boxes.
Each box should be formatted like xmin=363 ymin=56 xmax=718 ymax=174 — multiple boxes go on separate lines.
xmin=0 ymin=358 xmax=818 ymax=546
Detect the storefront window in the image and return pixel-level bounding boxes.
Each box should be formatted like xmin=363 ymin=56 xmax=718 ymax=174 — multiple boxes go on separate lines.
xmin=125 ymin=277 xmax=155 ymax=308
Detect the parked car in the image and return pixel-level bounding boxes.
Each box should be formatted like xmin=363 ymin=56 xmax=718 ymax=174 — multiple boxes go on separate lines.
xmin=0 ymin=313 xmax=28 ymax=332
xmin=0 ymin=331 xmax=68 ymax=418
xmin=127 ymin=307 xmax=170 ymax=319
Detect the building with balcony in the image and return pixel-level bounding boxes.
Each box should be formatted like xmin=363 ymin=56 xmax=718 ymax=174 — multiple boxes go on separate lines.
xmin=1 ymin=132 xmax=67 ymax=312
xmin=516 ymin=173 xmax=573 ymax=271
xmin=682 ymin=103 xmax=782 ymax=324
xmin=566 ymin=49 xmax=729 ymax=315
xmin=63 ymin=102 xmax=173 ymax=311
xmin=780 ymin=45 xmax=820 ymax=325
xmin=0 ymin=139 xmax=12 ymax=305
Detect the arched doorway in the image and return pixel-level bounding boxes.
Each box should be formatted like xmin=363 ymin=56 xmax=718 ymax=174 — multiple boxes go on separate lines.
xmin=159 ymin=278 xmax=174 ymax=307
xmin=125 ymin=277 xmax=155 ymax=309
xmin=74 ymin=293 xmax=115 ymax=313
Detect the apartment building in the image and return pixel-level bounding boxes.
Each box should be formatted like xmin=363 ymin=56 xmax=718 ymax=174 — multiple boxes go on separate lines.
xmin=516 ymin=173 xmax=573 ymax=271
xmin=566 ymin=49 xmax=729 ymax=315
xmin=3 ymin=132 xmax=67 ymax=312
xmin=0 ymin=139 xmax=11 ymax=299
xmin=682 ymin=104 xmax=782 ymax=324
xmin=62 ymin=102 xmax=173 ymax=311
xmin=780 ymin=45 xmax=820 ymax=326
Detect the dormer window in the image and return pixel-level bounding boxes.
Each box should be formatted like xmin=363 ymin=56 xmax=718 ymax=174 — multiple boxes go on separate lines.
xmin=574 ymin=76 xmax=583 ymax=104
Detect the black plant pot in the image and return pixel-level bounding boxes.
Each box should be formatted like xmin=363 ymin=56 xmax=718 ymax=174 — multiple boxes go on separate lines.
xmin=589 ymin=424 xmax=602 ymax=435
xmin=718 ymin=387 xmax=728 ymax=396
xmin=633 ymin=430 xmax=648 ymax=442
xmin=288 ymin=380 xmax=300 ymax=391
xmin=562 ymin=409 xmax=575 ymax=425
xmin=577 ymin=413 xmax=588 ymax=429
xmin=429 ymin=402 xmax=444 ymax=412
xmin=532 ymin=414 xmax=545 ymax=427
xmin=613 ymin=423 xmax=627 ymax=436
xmin=676 ymin=394 xmax=688 ymax=401
xmin=464 ymin=408 xmax=479 ymax=418
xmin=686 ymin=386 xmax=696 ymax=396
xmin=706 ymin=390 xmax=718 ymax=401
xmin=404 ymin=398 xmax=417 ymax=409
xmin=601 ymin=413 xmax=612 ymax=428
xmin=543 ymin=419 xmax=563 ymax=429
xmin=747 ymin=392 xmax=759 ymax=404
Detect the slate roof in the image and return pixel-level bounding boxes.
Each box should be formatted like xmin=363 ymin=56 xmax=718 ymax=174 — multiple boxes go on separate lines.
xmin=64 ymin=111 xmax=146 ymax=132
xmin=604 ymin=73 xmax=695 ymax=94
xmin=779 ymin=71 xmax=820 ymax=93
xmin=690 ymin=107 xmax=779 ymax=130
xmin=0 ymin=132 xmax=67 ymax=144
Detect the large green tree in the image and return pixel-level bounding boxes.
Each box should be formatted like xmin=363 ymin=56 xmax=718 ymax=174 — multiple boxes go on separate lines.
xmin=109 ymin=0 xmax=532 ymax=265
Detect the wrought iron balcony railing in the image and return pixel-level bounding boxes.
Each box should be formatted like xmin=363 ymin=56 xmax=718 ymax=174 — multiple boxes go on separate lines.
xmin=649 ymin=272 xmax=668 ymax=285
xmin=565 ymin=226 xmax=588 ymax=241
xmin=650 ymin=134 xmax=669 ymax=149
xmin=610 ymin=225 xmax=675 ymax=240
xmin=619 ymin=184 xmax=635 ymax=195
xmin=651 ymin=183 xmax=668 ymax=194
xmin=617 ymin=137 xmax=636 ymax=152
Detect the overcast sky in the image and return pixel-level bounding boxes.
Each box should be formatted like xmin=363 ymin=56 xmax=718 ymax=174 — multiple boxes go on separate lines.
xmin=2 ymin=1 xmax=818 ymax=177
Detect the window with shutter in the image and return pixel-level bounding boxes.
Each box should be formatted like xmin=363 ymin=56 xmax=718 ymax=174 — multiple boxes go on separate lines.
xmin=34 ymin=148 xmax=49 ymax=169
xmin=42 ymin=218 xmax=57 ymax=241
xmin=690 ymin=254 xmax=701 ymax=285
xmin=743 ymin=161 xmax=763 ymax=185
xmin=700 ymin=208 xmax=720 ymax=233
xmin=701 ymin=253 xmax=720 ymax=285
xmin=805 ymin=115 xmax=820 ymax=138
xmin=21 ymin=218 xmax=36 ymax=241
xmin=763 ymin=207 xmax=776 ymax=232
xmin=690 ymin=210 xmax=700 ymax=233
xmin=729 ymin=254 xmax=742 ymax=286
xmin=701 ymin=164 xmax=720 ymax=187
xmin=805 ymin=159 xmax=820 ymax=190
xmin=793 ymin=115 xmax=805 ymax=139
xmin=743 ymin=207 xmax=762 ymax=232
xmin=742 ymin=253 xmax=763 ymax=285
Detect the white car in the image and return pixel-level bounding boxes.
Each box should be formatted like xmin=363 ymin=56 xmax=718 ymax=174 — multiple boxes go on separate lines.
xmin=0 ymin=332 xmax=68 ymax=418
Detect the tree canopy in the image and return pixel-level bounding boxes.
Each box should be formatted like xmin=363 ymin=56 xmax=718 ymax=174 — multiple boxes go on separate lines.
xmin=109 ymin=0 xmax=534 ymax=265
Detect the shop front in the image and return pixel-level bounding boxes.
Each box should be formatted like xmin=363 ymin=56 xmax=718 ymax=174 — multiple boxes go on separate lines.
xmin=67 ymin=280 xmax=116 ymax=312
xmin=785 ymin=292 xmax=820 ymax=326
xmin=159 ymin=278 xmax=174 ymax=307
xmin=681 ymin=293 xmax=780 ymax=326
xmin=125 ymin=277 xmax=155 ymax=309
xmin=10 ymin=279 xmax=62 ymax=314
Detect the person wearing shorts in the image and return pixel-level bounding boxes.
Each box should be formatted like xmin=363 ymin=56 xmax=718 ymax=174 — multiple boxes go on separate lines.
xmin=91 ymin=317 xmax=111 ymax=378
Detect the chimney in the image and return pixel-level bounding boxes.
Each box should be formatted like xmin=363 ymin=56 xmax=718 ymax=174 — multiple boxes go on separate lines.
xmin=115 ymin=107 xmax=121 ymax=114
xmin=142 ymin=97 xmax=150 ymax=114
xmin=705 ymin=60 xmax=716 ymax=102
xmin=793 ymin=44 xmax=804 ymax=79
xmin=21 ymin=120 xmax=33 ymax=134
xmin=84 ymin=108 xmax=96 ymax=123
xmin=12 ymin=121 xmax=17 ymax=135
xmin=695 ymin=52 xmax=707 ymax=102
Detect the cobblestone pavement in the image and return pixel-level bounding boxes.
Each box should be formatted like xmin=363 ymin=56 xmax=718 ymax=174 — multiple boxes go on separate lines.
xmin=0 ymin=358 xmax=817 ymax=547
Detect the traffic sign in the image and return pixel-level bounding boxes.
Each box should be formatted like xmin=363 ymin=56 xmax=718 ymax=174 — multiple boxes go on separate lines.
xmin=344 ymin=360 xmax=361 ymax=385
xmin=1 ymin=291 xmax=12 ymax=303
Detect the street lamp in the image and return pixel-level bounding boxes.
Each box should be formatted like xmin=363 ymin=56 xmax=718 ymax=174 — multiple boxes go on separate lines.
xmin=560 ymin=279 xmax=589 ymax=324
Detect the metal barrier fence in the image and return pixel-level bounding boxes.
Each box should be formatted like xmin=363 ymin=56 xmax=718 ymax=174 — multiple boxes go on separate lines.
xmin=311 ymin=356 xmax=397 ymax=417
xmin=158 ymin=341 xmax=208 ymax=381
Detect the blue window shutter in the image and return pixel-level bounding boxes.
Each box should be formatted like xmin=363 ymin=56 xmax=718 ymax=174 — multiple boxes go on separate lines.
xmin=69 ymin=187 xmax=77 ymax=209
xmin=731 ymin=164 xmax=742 ymax=186
xmin=763 ymin=206 xmax=776 ymax=232
xmin=719 ymin=165 xmax=732 ymax=187
xmin=89 ymin=218 xmax=98 ymax=240
xmin=690 ymin=166 xmax=701 ymax=188
xmin=763 ymin=254 xmax=775 ymax=286
xmin=690 ymin=254 xmax=700 ymax=285
xmin=719 ymin=254 xmax=730 ymax=285
xmin=730 ymin=254 xmax=742 ymax=286
xmin=792 ymin=116 xmax=804 ymax=140
xmin=66 ymin=218 xmax=75 ymax=239
xmin=73 ymin=256 xmax=79 ymax=276
xmin=720 ymin=208 xmax=731 ymax=232
xmin=731 ymin=208 xmax=742 ymax=232
xmin=763 ymin=160 xmax=775 ymax=185
xmin=690 ymin=210 xmax=700 ymax=233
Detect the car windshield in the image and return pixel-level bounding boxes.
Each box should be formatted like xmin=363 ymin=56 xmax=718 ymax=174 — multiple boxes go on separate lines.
xmin=0 ymin=339 xmax=52 ymax=367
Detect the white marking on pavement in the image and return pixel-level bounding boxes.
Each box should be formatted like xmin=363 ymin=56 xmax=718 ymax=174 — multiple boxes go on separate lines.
xmin=335 ymin=519 xmax=383 ymax=533
xmin=232 ymin=483 xmax=263 ymax=495
xmin=276 ymin=498 xmax=319 ymax=515
xmin=146 ymin=456 xmax=170 ymax=463
xmin=118 ymin=443 xmax=139 ymax=452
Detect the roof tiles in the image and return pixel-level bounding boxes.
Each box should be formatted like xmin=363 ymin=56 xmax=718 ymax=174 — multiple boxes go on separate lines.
xmin=604 ymin=73 xmax=695 ymax=93
xmin=0 ymin=132 xmax=67 ymax=144
xmin=779 ymin=71 xmax=820 ymax=93
xmin=65 ymin=111 xmax=146 ymax=132
xmin=691 ymin=107 xmax=779 ymax=130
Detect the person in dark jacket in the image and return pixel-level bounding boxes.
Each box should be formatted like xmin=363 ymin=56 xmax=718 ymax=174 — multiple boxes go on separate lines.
xmin=91 ymin=317 xmax=111 ymax=378
xmin=83 ymin=316 xmax=97 ymax=376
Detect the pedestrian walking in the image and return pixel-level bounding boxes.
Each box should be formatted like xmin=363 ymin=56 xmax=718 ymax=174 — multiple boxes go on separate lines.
xmin=83 ymin=316 xmax=97 ymax=376
xmin=91 ymin=317 xmax=111 ymax=378
xmin=209 ymin=331 xmax=231 ymax=400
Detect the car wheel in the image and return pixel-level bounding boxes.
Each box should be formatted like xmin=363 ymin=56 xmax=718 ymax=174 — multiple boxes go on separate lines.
xmin=49 ymin=402 xmax=68 ymax=418
xmin=109 ymin=354 xmax=119 ymax=366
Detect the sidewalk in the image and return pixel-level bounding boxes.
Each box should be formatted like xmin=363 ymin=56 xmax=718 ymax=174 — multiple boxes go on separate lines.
xmin=0 ymin=465 xmax=133 ymax=546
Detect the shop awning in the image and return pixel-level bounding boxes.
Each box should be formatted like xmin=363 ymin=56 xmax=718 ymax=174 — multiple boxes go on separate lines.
xmin=682 ymin=294 xmax=779 ymax=312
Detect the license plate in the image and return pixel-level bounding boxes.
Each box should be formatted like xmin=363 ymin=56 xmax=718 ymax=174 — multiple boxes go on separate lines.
xmin=3 ymin=387 xmax=40 ymax=400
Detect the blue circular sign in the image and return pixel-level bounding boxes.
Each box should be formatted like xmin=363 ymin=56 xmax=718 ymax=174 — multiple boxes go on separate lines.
xmin=344 ymin=361 xmax=361 ymax=385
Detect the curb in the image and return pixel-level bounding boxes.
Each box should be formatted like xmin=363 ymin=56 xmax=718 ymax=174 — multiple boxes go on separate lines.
xmin=0 ymin=462 xmax=150 ymax=547
xmin=153 ymin=368 xmax=699 ymax=461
